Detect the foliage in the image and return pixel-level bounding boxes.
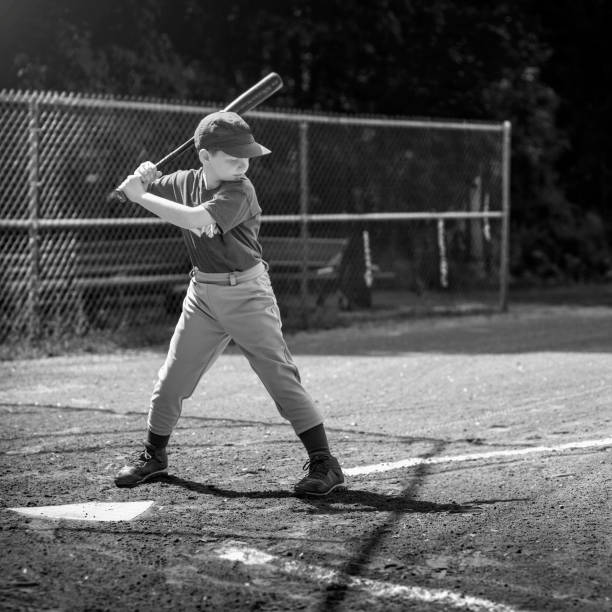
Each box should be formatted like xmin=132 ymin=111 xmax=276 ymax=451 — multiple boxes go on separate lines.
xmin=1 ymin=0 xmax=610 ymax=281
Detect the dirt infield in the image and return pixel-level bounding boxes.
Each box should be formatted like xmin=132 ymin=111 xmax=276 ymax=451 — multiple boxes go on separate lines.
xmin=1 ymin=303 xmax=611 ymax=611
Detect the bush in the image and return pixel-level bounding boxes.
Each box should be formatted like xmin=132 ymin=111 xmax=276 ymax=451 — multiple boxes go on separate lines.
xmin=511 ymin=194 xmax=611 ymax=284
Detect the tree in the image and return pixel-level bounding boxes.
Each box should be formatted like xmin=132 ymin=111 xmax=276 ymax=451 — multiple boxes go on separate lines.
xmin=0 ymin=0 xmax=193 ymax=96
xmin=1 ymin=0 xmax=609 ymax=280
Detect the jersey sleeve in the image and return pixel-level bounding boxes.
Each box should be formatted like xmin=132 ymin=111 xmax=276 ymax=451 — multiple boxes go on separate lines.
xmin=148 ymin=171 xmax=184 ymax=201
xmin=204 ymin=182 xmax=260 ymax=234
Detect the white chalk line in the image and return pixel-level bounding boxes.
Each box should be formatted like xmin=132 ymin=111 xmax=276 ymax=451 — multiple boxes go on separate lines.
xmin=344 ymin=437 xmax=612 ymax=476
xmin=217 ymin=542 xmax=525 ymax=612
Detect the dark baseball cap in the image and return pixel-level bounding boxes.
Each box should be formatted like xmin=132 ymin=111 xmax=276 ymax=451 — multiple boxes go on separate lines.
xmin=194 ymin=111 xmax=271 ymax=158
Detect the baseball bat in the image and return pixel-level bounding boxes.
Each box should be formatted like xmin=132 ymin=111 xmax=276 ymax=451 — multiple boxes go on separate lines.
xmin=110 ymin=72 xmax=283 ymax=202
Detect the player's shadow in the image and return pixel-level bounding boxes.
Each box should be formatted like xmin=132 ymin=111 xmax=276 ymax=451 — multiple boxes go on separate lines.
xmin=157 ymin=475 xmax=480 ymax=514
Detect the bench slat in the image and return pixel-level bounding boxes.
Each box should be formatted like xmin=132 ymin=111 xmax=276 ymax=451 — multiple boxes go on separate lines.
xmin=73 ymin=273 xmax=187 ymax=288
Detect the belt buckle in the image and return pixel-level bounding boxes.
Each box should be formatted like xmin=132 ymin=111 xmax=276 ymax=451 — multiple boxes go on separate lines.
xmin=229 ymin=272 xmax=237 ymax=286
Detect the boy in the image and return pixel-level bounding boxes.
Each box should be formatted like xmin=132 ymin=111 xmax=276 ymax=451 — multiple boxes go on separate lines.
xmin=114 ymin=110 xmax=345 ymax=497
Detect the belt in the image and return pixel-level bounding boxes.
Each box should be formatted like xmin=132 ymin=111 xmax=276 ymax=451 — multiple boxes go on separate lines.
xmin=191 ymin=261 xmax=266 ymax=286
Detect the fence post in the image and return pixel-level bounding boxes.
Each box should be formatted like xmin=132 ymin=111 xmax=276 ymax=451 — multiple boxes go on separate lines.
xmin=499 ymin=121 xmax=512 ymax=312
xmin=469 ymin=173 xmax=485 ymax=276
xmin=27 ymin=98 xmax=41 ymax=339
xmin=299 ymin=120 xmax=309 ymax=304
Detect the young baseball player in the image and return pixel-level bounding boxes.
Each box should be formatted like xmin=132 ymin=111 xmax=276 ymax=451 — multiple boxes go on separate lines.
xmin=114 ymin=111 xmax=345 ymax=496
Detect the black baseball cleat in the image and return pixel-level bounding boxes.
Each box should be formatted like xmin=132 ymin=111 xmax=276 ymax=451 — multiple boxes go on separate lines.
xmin=294 ymin=453 xmax=346 ymax=497
xmin=114 ymin=443 xmax=168 ymax=488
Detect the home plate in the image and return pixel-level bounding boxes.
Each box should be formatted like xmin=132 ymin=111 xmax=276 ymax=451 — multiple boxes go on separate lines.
xmin=9 ymin=501 xmax=154 ymax=522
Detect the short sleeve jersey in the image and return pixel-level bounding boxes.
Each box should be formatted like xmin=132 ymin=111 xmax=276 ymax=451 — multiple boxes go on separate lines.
xmin=149 ymin=168 xmax=263 ymax=273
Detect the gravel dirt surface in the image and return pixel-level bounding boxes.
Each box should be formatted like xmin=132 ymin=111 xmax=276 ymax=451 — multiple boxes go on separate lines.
xmin=1 ymin=302 xmax=611 ymax=611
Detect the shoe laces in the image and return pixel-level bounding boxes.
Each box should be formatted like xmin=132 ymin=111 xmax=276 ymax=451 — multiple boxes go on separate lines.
xmin=128 ymin=448 xmax=150 ymax=465
xmin=128 ymin=446 xmax=156 ymax=465
xmin=302 ymin=454 xmax=331 ymax=478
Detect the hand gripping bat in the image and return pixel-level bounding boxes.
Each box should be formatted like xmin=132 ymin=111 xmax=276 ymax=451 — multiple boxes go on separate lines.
xmin=110 ymin=72 xmax=283 ymax=203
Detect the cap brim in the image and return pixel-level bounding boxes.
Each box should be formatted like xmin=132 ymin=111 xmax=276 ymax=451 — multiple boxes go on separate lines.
xmin=221 ymin=142 xmax=271 ymax=158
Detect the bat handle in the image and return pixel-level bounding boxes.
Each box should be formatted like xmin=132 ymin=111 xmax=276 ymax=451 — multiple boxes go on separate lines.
xmin=107 ymin=188 xmax=128 ymax=204
xmin=108 ymin=155 xmax=168 ymax=204
xmin=155 ymin=139 xmax=194 ymax=168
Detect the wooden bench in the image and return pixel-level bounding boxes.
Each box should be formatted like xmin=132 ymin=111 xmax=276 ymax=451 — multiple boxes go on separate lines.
xmin=260 ymin=236 xmax=350 ymax=305
xmin=73 ymin=236 xmax=348 ymax=283
xmin=65 ymin=235 xmax=350 ymax=319
xmin=3 ymin=233 xmax=384 ymax=326
xmin=1 ymin=238 xmax=188 ymax=292
xmin=259 ymin=235 xmax=397 ymax=306
xmin=260 ymin=236 xmax=348 ymax=278
xmin=76 ymin=235 xmax=352 ymax=304
xmin=73 ymin=237 xmax=188 ymax=289
xmin=71 ymin=237 xmax=189 ymax=319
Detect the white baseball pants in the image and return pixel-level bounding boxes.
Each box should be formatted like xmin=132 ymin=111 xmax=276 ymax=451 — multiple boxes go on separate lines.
xmin=147 ymin=265 xmax=323 ymax=437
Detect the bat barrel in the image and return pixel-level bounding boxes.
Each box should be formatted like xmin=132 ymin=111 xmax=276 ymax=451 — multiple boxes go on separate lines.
xmin=223 ymin=72 xmax=283 ymax=114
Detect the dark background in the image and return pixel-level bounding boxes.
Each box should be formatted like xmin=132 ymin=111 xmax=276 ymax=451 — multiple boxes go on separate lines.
xmin=1 ymin=0 xmax=610 ymax=284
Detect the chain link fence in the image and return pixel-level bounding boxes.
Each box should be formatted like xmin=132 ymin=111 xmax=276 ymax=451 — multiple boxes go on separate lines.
xmin=0 ymin=90 xmax=510 ymax=344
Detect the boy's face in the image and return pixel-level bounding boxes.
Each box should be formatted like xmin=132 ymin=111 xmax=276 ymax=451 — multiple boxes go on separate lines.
xmin=204 ymin=150 xmax=250 ymax=183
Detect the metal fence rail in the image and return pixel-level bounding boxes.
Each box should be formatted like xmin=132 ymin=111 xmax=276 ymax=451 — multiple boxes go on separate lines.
xmin=0 ymin=90 xmax=510 ymax=342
